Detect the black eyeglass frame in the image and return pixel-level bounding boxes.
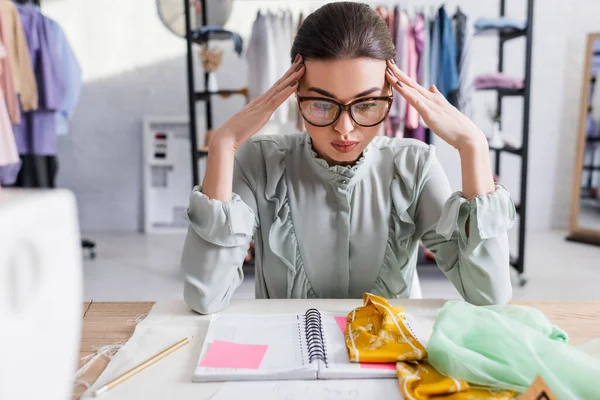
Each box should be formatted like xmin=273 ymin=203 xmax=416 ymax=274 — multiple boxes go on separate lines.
xmin=295 ymin=92 xmax=394 ymax=128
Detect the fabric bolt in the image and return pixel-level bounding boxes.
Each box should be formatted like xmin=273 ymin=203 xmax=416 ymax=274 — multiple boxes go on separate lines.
xmin=181 ymin=132 xmax=516 ymax=314
xmin=0 ymin=0 xmax=37 ymax=111
xmin=427 ymin=301 xmax=600 ymax=400
xmin=473 ymin=72 xmax=524 ymax=90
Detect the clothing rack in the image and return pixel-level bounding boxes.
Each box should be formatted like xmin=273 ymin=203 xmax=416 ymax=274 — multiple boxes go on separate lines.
xmin=20 ymin=0 xmax=96 ymax=259
xmin=487 ymin=0 xmax=534 ymax=286
xmin=184 ymin=0 xmax=535 ymax=284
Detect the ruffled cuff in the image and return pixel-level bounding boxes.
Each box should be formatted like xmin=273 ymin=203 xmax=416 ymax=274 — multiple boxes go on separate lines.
xmin=186 ymin=186 xmax=255 ymax=247
xmin=435 ymin=184 xmax=516 ymax=241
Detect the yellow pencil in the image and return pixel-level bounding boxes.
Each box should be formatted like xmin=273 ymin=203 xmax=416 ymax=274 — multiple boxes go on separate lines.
xmin=93 ymin=337 xmax=190 ymax=397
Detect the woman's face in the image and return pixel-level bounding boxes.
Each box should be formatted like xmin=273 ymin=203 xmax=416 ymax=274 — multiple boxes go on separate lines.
xmin=297 ymin=58 xmax=390 ymax=166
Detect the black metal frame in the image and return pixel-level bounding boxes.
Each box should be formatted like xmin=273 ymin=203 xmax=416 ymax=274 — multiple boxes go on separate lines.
xmin=489 ymin=0 xmax=534 ymax=286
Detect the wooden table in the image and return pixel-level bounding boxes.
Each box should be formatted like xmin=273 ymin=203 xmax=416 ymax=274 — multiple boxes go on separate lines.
xmin=74 ymin=300 xmax=600 ymax=399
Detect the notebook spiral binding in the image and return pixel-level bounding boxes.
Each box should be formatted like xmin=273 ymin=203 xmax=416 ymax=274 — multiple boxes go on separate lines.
xmin=304 ymin=308 xmax=328 ymax=367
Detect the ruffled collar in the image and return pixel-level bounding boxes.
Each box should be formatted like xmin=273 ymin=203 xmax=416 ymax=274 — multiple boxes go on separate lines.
xmin=302 ymin=132 xmax=372 ymax=187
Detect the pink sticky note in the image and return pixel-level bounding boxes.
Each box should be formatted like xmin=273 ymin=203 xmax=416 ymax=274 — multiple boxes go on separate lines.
xmin=199 ymin=340 xmax=268 ymax=369
xmin=360 ymin=362 xmax=396 ymax=370
xmin=335 ymin=316 xmax=347 ymax=334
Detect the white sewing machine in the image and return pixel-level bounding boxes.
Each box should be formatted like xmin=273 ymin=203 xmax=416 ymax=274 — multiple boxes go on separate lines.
xmin=0 ymin=189 xmax=83 ymax=400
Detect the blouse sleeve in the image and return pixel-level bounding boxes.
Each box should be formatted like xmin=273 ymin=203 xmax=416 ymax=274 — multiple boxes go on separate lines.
xmin=181 ymin=143 xmax=259 ymax=314
xmin=415 ymin=149 xmax=516 ymax=306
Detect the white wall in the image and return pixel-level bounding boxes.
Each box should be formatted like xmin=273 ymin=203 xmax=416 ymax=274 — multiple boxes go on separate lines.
xmin=43 ymin=0 xmax=600 ymax=232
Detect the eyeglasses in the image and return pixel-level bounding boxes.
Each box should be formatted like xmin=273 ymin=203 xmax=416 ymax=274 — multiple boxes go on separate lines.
xmin=296 ymin=93 xmax=394 ymax=128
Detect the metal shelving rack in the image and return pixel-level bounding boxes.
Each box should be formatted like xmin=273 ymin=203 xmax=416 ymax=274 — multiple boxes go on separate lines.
xmin=183 ymin=0 xmax=246 ymax=187
xmin=483 ymin=0 xmax=535 ymax=286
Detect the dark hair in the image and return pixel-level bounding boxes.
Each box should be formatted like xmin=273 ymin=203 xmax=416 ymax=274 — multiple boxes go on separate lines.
xmin=290 ymin=2 xmax=396 ymax=63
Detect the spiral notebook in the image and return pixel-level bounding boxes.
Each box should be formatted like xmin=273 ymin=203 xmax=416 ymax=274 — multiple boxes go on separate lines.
xmin=193 ymin=309 xmax=422 ymax=382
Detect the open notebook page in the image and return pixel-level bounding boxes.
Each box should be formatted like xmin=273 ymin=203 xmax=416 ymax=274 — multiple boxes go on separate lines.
xmin=193 ymin=314 xmax=318 ymax=382
xmin=317 ymin=312 xmax=398 ymax=379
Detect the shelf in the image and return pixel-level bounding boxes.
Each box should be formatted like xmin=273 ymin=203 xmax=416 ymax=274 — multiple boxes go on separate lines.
xmin=195 ymin=89 xmax=248 ymax=101
xmin=586 ymin=137 xmax=600 ymax=143
xmin=476 ymin=87 xmax=525 ymax=97
xmin=490 ymin=143 xmax=523 ymax=156
xmin=583 ymin=165 xmax=600 ymax=171
xmin=197 ymin=147 xmax=209 ymax=158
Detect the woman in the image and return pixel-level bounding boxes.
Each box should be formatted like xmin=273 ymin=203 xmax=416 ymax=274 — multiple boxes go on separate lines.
xmin=181 ymin=2 xmax=515 ymax=314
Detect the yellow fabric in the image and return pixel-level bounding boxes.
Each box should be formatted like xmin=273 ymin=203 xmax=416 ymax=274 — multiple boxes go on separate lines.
xmin=396 ymin=361 xmax=517 ymax=400
xmin=344 ymin=293 xmax=427 ymax=363
xmin=344 ymin=294 xmax=517 ymax=400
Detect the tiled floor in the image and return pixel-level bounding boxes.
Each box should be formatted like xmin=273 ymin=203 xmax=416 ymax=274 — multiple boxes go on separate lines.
xmin=82 ymin=230 xmax=600 ymax=302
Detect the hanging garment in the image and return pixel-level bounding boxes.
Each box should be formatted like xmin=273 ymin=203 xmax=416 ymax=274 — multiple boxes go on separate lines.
xmin=0 ymin=39 xmax=20 ymax=185
xmin=427 ymin=301 xmax=600 ymax=400
xmin=391 ymin=9 xmax=409 ymax=137
xmin=47 ymin=18 xmax=81 ymax=136
xmin=434 ymin=5 xmax=459 ymax=99
xmin=0 ymin=12 xmax=19 ymax=124
xmin=454 ymin=8 xmax=474 ymax=118
xmin=13 ymin=5 xmax=65 ymax=157
xmin=404 ymin=14 xmax=419 ymax=131
xmin=272 ymin=11 xmax=290 ymax=125
xmin=474 ymin=17 xmax=526 ymax=32
xmin=246 ymin=11 xmax=277 ymax=102
xmin=0 ymin=0 xmax=37 ymax=111
xmin=592 ymin=71 xmax=600 ymax=123
xmin=473 ymin=72 xmax=524 ymax=89
xmin=404 ymin=13 xmax=426 ymax=141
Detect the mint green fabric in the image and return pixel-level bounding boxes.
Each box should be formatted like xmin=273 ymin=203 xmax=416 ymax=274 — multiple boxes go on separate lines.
xmin=427 ymin=301 xmax=600 ymax=399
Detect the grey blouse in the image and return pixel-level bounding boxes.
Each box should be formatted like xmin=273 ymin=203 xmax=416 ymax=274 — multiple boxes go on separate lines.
xmin=181 ymin=132 xmax=516 ymax=314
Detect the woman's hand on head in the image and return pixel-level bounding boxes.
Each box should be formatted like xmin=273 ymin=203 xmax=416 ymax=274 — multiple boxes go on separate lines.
xmin=385 ymin=60 xmax=488 ymax=152
xmin=209 ymin=55 xmax=305 ymax=153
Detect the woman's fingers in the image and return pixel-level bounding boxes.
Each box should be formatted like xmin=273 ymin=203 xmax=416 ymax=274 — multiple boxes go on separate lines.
xmin=250 ymin=56 xmax=304 ymax=108
xmin=261 ymin=63 xmax=304 ymax=111
xmin=387 ymin=60 xmax=434 ymax=100
xmin=386 ymin=68 xmax=433 ymax=117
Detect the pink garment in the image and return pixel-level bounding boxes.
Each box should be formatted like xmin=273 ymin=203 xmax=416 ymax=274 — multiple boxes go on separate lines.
xmin=473 ymin=72 xmax=524 ymax=89
xmin=0 ymin=40 xmax=18 ymax=168
xmin=405 ymin=15 xmax=419 ymax=130
xmin=0 ymin=13 xmax=19 ymax=125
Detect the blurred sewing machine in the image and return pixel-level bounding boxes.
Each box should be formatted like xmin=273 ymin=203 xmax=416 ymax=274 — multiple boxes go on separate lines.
xmin=0 ymin=189 xmax=83 ymax=399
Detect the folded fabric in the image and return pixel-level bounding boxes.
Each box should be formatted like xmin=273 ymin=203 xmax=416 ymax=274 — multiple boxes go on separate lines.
xmin=474 ymin=72 xmax=524 ymax=89
xmin=396 ymin=361 xmax=517 ymax=400
xmin=343 ymin=293 xmax=427 ymax=363
xmin=427 ymin=301 xmax=600 ymax=399
xmin=474 ymin=17 xmax=526 ymax=32
xmin=344 ymin=294 xmax=519 ymax=399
